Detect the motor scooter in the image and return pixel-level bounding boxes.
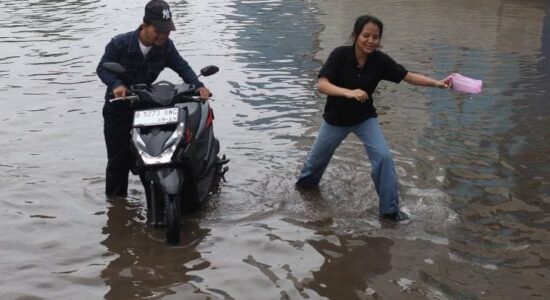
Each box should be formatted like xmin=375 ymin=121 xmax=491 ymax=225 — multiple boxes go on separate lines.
xmin=102 ymin=62 xmax=229 ymax=244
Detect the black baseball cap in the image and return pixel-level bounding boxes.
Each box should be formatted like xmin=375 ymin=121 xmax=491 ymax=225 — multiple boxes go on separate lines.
xmin=143 ymin=0 xmax=176 ymax=32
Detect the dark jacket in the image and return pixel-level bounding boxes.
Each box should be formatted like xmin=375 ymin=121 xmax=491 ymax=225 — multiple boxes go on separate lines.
xmin=96 ymin=27 xmax=204 ymax=103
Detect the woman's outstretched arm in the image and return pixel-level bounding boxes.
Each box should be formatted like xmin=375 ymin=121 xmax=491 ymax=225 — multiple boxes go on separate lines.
xmin=404 ymin=72 xmax=451 ymax=89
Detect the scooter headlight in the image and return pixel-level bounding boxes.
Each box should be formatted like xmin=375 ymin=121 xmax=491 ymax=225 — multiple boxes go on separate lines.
xmin=139 ymin=144 xmax=176 ymax=165
xmin=136 ymin=122 xmax=185 ymax=166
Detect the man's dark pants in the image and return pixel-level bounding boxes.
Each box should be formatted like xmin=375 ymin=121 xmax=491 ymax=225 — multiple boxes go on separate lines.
xmin=103 ymin=103 xmax=134 ymax=197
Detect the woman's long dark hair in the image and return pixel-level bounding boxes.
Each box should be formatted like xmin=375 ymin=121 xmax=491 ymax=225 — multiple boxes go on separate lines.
xmin=351 ymin=15 xmax=383 ymax=44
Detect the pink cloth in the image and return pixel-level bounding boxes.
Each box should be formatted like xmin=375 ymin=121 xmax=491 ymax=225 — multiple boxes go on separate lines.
xmin=445 ymin=73 xmax=482 ymax=94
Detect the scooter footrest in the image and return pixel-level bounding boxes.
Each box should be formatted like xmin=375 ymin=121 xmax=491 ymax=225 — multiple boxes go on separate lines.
xmin=217 ymin=159 xmax=230 ymax=165
xmin=217 ymin=154 xmax=230 ymax=165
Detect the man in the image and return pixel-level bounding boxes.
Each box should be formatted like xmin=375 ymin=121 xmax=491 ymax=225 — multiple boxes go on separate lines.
xmin=96 ymin=0 xmax=210 ymax=197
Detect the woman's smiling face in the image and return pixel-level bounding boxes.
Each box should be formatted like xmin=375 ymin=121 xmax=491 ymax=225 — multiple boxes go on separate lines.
xmin=355 ymin=22 xmax=381 ymax=55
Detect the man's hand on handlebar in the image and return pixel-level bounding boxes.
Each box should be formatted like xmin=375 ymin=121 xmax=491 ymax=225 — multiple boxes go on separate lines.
xmin=110 ymin=85 xmax=138 ymax=102
xmin=196 ymin=86 xmax=210 ymax=102
xmin=113 ymin=85 xmax=128 ymax=99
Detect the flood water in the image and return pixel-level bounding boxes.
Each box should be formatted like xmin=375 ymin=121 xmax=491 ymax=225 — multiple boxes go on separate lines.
xmin=1 ymin=0 xmax=549 ymax=299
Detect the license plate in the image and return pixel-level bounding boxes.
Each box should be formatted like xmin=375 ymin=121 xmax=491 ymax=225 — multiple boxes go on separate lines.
xmin=133 ymin=108 xmax=179 ymax=127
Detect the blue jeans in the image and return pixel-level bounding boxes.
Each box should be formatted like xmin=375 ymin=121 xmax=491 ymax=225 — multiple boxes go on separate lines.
xmin=297 ymin=118 xmax=400 ymax=215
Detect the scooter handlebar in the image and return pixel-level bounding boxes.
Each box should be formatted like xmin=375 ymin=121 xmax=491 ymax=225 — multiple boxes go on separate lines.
xmin=109 ymin=95 xmax=139 ymax=102
xmin=108 ymin=88 xmax=212 ymax=104
xmin=175 ymin=92 xmax=213 ymax=103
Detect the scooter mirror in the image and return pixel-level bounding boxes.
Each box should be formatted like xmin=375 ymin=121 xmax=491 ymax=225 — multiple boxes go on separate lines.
xmin=200 ymin=65 xmax=219 ymax=77
xmin=102 ymin=62 xmax=127 ymax=75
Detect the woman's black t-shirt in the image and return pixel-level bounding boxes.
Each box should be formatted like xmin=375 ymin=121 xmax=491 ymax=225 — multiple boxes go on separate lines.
xmin=318 ymin=46 xmax=408 ymax=126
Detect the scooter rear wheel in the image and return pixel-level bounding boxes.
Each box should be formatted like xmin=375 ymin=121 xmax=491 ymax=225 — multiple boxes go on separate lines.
xmin=165 ymin=194 xmax=181 ymax=244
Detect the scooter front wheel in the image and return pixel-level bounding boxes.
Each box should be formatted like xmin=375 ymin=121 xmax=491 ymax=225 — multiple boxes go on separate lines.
xmin=165 ymin=194 xmax=181 ymax=244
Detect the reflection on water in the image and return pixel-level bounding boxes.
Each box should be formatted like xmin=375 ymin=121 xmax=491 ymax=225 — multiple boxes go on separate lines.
xmin=306 ymin=233 xmax=393 ymax=299
xmin=0 ymin=0 xmax=549 ymax=299
xmin=101 ymin=199 xmax=212 ymax=299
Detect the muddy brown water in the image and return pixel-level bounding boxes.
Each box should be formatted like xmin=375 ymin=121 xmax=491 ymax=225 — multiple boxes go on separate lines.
xmin=1 ymin=0 xmax=549 ymax=299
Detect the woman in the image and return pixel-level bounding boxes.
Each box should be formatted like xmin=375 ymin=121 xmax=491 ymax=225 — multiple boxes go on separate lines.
xmin=296 ymin=15 xmax=450 ymax=221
